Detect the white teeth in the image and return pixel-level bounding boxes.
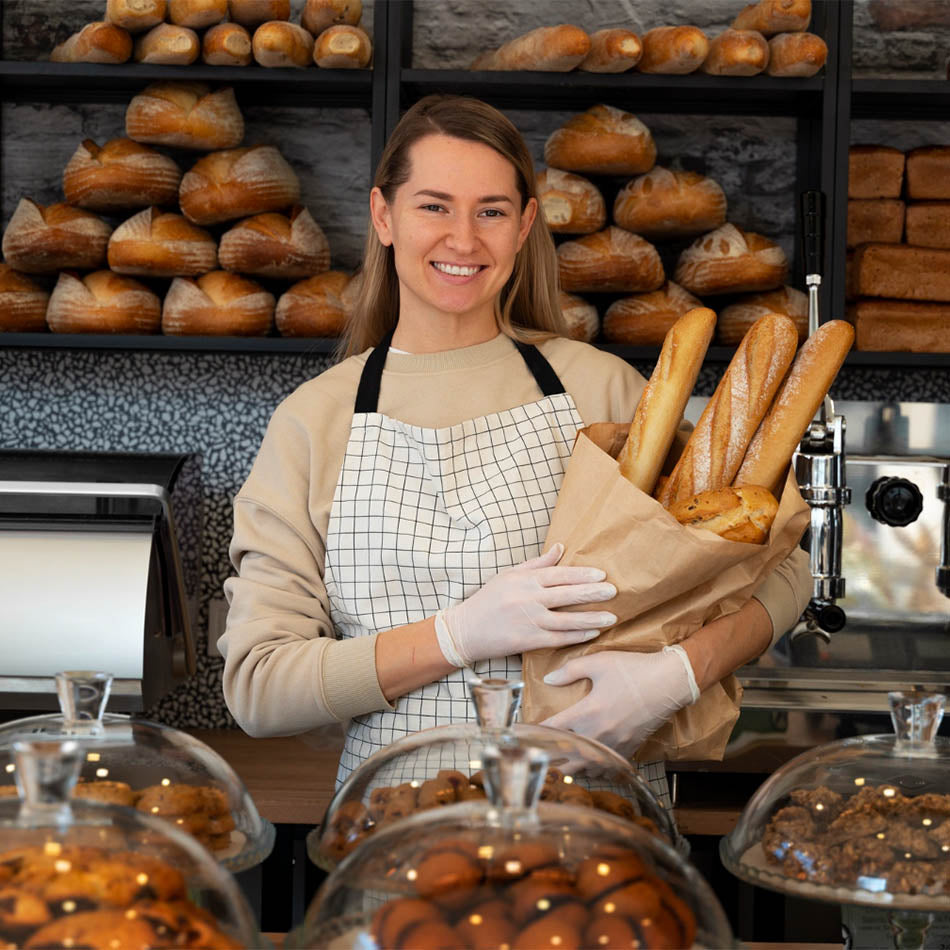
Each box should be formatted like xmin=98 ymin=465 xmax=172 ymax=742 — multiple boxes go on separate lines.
xmin=433 ymin=262 xmax=480 ymax=276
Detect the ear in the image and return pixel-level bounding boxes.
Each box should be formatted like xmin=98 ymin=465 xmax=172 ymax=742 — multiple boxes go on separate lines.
xmin=516 ymin=196 xmax=538 ymax=251
xmin=369 ymin=187 xmax=393 ymax=247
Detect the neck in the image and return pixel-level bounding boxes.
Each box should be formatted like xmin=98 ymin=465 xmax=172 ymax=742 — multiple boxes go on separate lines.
xmin=391 ymin=305 xmax=500 ymax=354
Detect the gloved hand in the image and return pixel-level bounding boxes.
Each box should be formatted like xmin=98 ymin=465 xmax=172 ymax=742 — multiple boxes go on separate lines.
xmin=539 ymin=646 xmax=701 ymax=759
xmin=435 ymin=543 xmax=618 ymax=667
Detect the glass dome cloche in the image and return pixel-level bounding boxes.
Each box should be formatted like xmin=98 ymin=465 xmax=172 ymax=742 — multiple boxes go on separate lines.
xmin=0 ymin=736 xmax=263 ymax=948
xmin=0 ymin=671 xmax=274 ymax=872
xmin=310 ymin=675 xmax=682 ymax=871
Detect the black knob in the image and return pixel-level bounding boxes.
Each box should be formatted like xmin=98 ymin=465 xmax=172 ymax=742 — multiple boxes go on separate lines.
xmin=816 ymin=603 xmax=846 ymax=633
xmin=866 ymin=476 xmax=924 ymax=527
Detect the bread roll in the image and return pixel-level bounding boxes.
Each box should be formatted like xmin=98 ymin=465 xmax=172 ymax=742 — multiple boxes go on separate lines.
xmin=636 ymin=26 xmax=709 ymax=74
xmin=63 ymin=138 xmax=182 ymax=213
xmin=715 ymin=285 xmax=807 ymax=345
xmin=674 ymin=223 xmax=788 ymax=295
xmin=108 ymin=207 xmax=217 ymax=277
xmin=544 ymin=105 xmax=656 ymax=176
xmin=558 ymin=291 xmax=599 ymax=342
xmin=218 ymin=206 xmax=329 ymax=278
xmin=252 ymin=21 xmax=314 ymax=68
xmin=2 ymin=199 xmax=112 ymax=274
xmin=557 ymin=226 xmax=664 ymax=293
xmin=906 ymin=147 xmax=950 ymax=200
xmin=168 ymin=0 xmax=227 ymax=29
xmin=848 ymin=298 xmax=950 ymax=353
xmin=314 ymin=24 xmax=372 ymax=68
xmin=656 ymin=313 xmax=799 ymax=506
xmin=302 ymin=0 xmax=362 ymax=36
xmin=50 ymin=22 xmax=133 ymax=63
xmin=536 ymin=168 xmax=605 ymax=234
xmin=228 ymin=0 xmax=290 ymax=28
xmin=849 ymin=145 xmax=905 ymax=199
xmin=126 ymin=82 xmax=244 ymax=151
xmin=701 ymin=29 xmax=770 ymax=75
xmin=732 ymin=0 xmax=811 ymax=34
xmin=0 ymin=263 xmax=49 ymax=332
xmin=106 ymin=0 xmax=167 ymax=32
xmin=578 ymin=29 xmax=642 ymax=73
xmin=735 ymin=319 xmax=854 ymax=495
xmin=276 ymin=270 xmax=351 ymax=336
xmin=162 ymin=270 xmax=275 ymax=335
xmin=766 ymin=32 xmax=827 ymax=76
xmin=134 ymin=23 xmax=200 ymax=64
xmin=905 ymin=202 xmax=950 ymax=249
xmin=851 ymin=243 xmax=950 ymax=302
xmin=202 ymin=23 xmax=253 ymax=65
xmin=471 ymin=25 xmax=590 ymax=71
xmin=618 ymin=307 xmax=716 ymax=495
xmin=847 ymin=198 xmax=905 ymax=248
xmin=179 ymin=145 xmax=301 ymax=225
xmin=669 ymin=485 xmax=779 ymax=544
xmin=47 ymin=270 xmax=161 ymax=334
xmin=613 ymin=167 xmax=727 ymax=240
xmin=602 ymin=280 xmax=703 ymax=345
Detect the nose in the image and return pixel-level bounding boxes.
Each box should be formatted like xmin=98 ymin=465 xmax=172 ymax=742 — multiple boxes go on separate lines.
xmin=444 ymin=213 xmax=478 ymax=255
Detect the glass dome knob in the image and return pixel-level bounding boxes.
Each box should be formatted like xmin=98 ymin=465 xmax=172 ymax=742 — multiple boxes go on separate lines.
xmin=888 ymin=690 xmax=945 ymax=745
xmin=13 ymin=738 xmax=82 ymax=827
xmin=481 ymin=742 xmax=548 ymax=811
xmin=467 ymin=675 xmax=523 ymax=729
xmin=56 ymin=671 xmax=113 ymax=734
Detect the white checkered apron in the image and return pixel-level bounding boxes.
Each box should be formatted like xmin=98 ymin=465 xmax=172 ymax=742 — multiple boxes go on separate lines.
xmin=324 ymin=338 xmax=670 ymax=808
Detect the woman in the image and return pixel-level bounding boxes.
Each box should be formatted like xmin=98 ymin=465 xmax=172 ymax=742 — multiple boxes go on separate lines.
xmin=220 ymin=95 xmax=811 ymax=803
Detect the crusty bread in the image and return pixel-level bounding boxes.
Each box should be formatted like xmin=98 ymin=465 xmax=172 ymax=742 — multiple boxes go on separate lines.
xmin=2 ymin=199 xmax=112 ymax=274
xmin=108 ymin=207 xmax=218 ymax=277
xmin=602 ymin=280 xmax=703 ymax=345
xmin=544 ymin=104 xmax=656 ymax=176
xmin=0 ymin=262 xmax=49 ymax=332
xmin=669 ymin=485 xmax=779 ymax=544
xmin=701 ymin=28 xmax=770 ymax=75
xmin=252 ymin=21 xmax=314 ymax=68
xmin=557 ymin=291 xmax=599 ymax=343
xmin=46 ymin=269 xmax=161 ymax=334
xmin=275 ymin=270 xmax=351 ymax=336
xmin=536 ymin=168 xmax=605 ymax=234
xmin=905 ymin=202 xmax=950 ymax=249
xmin=218 ymin=206 xmax=329 ymax=278
xmin=471 ymin=25 xmax=591 ymax=71
xmin=732 ymin=0 xmax=811 ymax=35
xmin=134 ymin=23 xmax=200 ymax=64
xmin=105 ymin=0 xmax=167 ymax=32
xmin=656 ymin=313 xmax=799 ymax=506
xmin=852 ymin=243 xmax=950 ymax=302
xmin=636 ymin=26 xmax=709 ymax=74
xmin=50 ymin=21 xmax=133 ymax=63
xmin=557 ymin=226 xmax=664 ymax=293
xmin=162 ymin=270 xmax=275 ymax=335
xmin=179 ymin=145 xmax=300 ymax=225
xmin=766 ymin=32 xmax=827 ymax=76
xmin=849 ymin=145 xmax=905 ymax=199
xmin=63 ymin=138 xmax=182 ymax=213
xmin=202 ymin=23 xmax=252 ymax=65
xmin=126 ymin=82 xmax=244 ymax=151
xmin=578 ymin=29 xmax=642 ymax=73
xmin=715 ymin=285 xmax=808 ymax=345
xmin=906 ymin=147 xmax=950 ymax=200
xmin=618 ymin=307 xmax=716 ymax=495
xmin=674 ymin=223 xmax=788 ymax=295
xmin=613 ymin=166 xmax=727 ymax=240
xmin=228 ymin=0 xmax=291 ymax=28
xmin=314 ymin=24 xmax=372 ymax=68
xmin=847 ymin=198 xmax=905 ymax=248
xmin=848 ymin=298 xmax=950 ymax=353
xmin=167 ymin=0 xmax=227 ymax=29
xmin=302 ymin=0 xmax=362 ymax=36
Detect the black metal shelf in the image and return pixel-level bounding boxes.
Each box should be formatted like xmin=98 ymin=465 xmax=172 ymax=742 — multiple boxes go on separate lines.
xmin=852 ymin=79 xmax=950 ymax=120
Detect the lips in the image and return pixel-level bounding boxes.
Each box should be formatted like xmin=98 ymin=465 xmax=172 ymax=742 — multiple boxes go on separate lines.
xmin=431 ymin=261 xmax=484 ymax=277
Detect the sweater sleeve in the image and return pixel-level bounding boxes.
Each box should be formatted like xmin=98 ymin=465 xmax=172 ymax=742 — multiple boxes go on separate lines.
xmin=750 ymin=545 xmax=813 ymax=648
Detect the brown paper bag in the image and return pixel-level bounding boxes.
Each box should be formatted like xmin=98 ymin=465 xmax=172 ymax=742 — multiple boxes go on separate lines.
xmin=521 ymin=423 xmax=810 ymax=762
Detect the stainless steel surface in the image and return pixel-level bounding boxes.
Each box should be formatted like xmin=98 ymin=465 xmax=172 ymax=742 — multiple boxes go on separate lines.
xmin=939 ymin=464 xmax=950 ymax=596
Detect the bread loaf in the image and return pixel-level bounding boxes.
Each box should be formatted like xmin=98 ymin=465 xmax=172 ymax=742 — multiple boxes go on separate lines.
xmin=715 ymin=285 xmax=807 ymax=344
xmin=179 ymin=145 xmax=300 ymax=225
xmin=0 ymin=263 xmax=49 ymax=332
xmin=134 ymin=23 xmax=200 ymax=64
xmin=613 ymin=167 xmax=727 ymax=240
xmin=656 ymin=313 xmax=799 ymax=506
xmin=218 ymin=206 xmax=329 ymax=278
xmin=732 ymin=0 xmax=811 ymax=35
xmin=228 ymin=0 xmax=291 ymax=28
xmin=905 ymin=202 xmax=950 ymax=249
xmin=578 ymin=29 xmax=642 ymax=72
xmin=848 ymin=298 xmax=950 ymax=352
xmin=253 ymin=21 xmax=314 ymax=68
xmin=126 ymin=82 xmax=244 ymax=151
xmin=167 ymin=0 xmax=227 ymax=29
xmin=544 ymin=105 xmax=656 ymax=176
xmin=669 ymin=485 xmax=779 ymax=544
xmin=108 ymin=207 xmax=217 ymax=277
xmin=63 ymin=138 xmax=182 ymax=213
xmin=202 ymin=23 xmax=252 ymax=66
xmin=849 ymin=145 xmax=905 ymax=199
xmin=470 ymin=25 xmax=590 ymax=71
xmin=2 ymin=199 xmax=112 ymax=274
xmin=701 ymin=29 xmax=770 ymax=75
xmin=536 ymin=168 xmax=605 ymax=234
xmin=314 ymin=24 xmax=372 ymax=68
xmin=557 ymin=226 xmax=664 ymax=293
xmin=105 ymin=0 xmax=166 ymax=32
xmin=302 ymin=0 xmax=362 ymax=36
xmin=602 ymin=281 xmax=703 ymax=345
xmin=275 ymin=270 xmax=351 ymax=336
xmin=906 ymin=147 xmax=950 ymax=200
xmin=46 ymin=270 xmax=161 ymax=334
xmin=735 ymin=319 xmax=854 ymax=495
xmin=674 ymin=223 xmax=788 ymax=295
xmin=852 ymin=243 xmax=950 ymax=302
xmin=847 ymin=198 xmax=905 ymax=248
xmin=557 ymin=291 xmax=599 ymax=342
xmin=636 ymin=26 xmax=709 ymax=74
xmin=50 ymin=22 xmax=133 ymax=63
xmin=766 ymin=32 xmax=827 ymax=76
xmin=162 ymin=270 xmax=275 ymax=335
xmin=618 ymin=307 xmax=716 ymax=495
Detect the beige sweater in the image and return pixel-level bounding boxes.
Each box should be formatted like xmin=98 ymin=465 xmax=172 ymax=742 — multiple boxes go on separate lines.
xmin=221 ymin=333 xmax=811 ymax=737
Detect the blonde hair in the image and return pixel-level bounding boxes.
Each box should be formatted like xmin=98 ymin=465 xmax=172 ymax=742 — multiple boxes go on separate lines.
xmin=339 ymin=95 xmax=565 ymax=359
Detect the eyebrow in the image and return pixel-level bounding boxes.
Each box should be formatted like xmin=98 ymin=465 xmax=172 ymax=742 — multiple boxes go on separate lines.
xmin=413 ymin=189 xmax=514 ymax=204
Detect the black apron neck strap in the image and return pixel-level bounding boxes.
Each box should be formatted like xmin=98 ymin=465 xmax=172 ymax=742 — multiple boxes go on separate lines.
xmin=354 ymin=332 xmax=566 ymax=413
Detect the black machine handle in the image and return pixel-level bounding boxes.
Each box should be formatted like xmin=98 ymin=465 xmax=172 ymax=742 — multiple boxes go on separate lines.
xmin=800 ymin=190 xmax=825 ymax=278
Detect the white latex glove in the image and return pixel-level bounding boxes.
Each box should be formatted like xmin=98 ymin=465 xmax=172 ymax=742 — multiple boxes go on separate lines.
xmin=434 ymin=544 xmax=618 ymax=667
xmin=539 ymin=646 xmax=701 ymax=759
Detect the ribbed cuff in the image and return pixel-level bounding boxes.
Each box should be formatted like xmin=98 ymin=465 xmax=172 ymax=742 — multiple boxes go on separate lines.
xmin=753 ymin=548 xmax=812 ymax=648
xmin=321 ymin=633 xmax=394 ymax=720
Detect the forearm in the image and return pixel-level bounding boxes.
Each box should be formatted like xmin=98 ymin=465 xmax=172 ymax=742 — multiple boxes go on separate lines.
xmin=375 ymin=617 xmax=456 ymax=701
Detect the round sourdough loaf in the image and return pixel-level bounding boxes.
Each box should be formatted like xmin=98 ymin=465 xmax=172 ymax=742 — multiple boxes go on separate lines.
xmin=557 ymin=226 xmax=664 ymax=293
xmin=2 ymin=199 xmax=112 ymax=274
xmin=603 ymin=280 xmax=703 ymax=344
xmin=302 ymin=0 xmax=362 ymax=36
xmin=252 ymin=21 xmax=314 ymax=68
xmin=0 ymin=263 xmax=49 ymax=331
xmin=162 ymin=270 xmax=275 ymax=335
xmin=46 ymin=270 xmax=161 ymax=333
xmin=107 ymin=207 xmax=217 ymax=277
xmin=276 ymin=270 xmax=351 ymax=336
xmin=125 ymin=82 xmax=244 ymax=151
xmin=674 ymin=223 xmax=788 ymax=295
xmin=557 ymin=291 xmax=599 ymax=342
xmin=218 ymin=206 xmax=329 ymax=278
xmin=537 ymin=168 xmax=605 ymax=234
xmin=544 ymin=104 xmax=656 ymax=176
xmin=716 ymin=284 xmax=807 ymax=344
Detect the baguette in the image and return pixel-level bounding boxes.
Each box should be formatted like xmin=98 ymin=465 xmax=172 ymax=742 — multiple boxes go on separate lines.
xmin=2 ymin=199 xmax=112 ymax=274
xmin=218 ymin=206 xmax=330 ymax=278
xmin=544 ymin=104 xmax=656 ymax=176
xmin=50 ymin=22 xmax=133 ymax=63
xmin=0 ymin=263 xmax=49 ymax=332
xmin=314 ymin=24 xmax=372 ymax=68
xmin=162 ymin=270 xmax=275 ymax=335
xmin=674 ymin=223 xmax=788 ymax=295
xmin=637 ymin=26 xmax=709 ymax=74
xmin=301 ymin=0 xmax=362 ymax=36
xmin=202 ymin=23 xmax=253 ymax=66
xmin=557 ymin=226 xmax=664 ymax=294
xmin=701 ymin=29 xmax=770 ymax=76
xmin=558 ymin=291 xmax=599 ymax=343
xmin=228 ymin=0 xmax=291 ymax=29
xmin=715 ymin=285 xmax=807 ymax=344
xmin=471 ymin=25 xmax=590 ymax=71
xmin=766 ymin=32 xmax=827 ymax=77
xmin=126 ymin=82 xmax=244 ymax=151
xmin=46 ymin=270 xmax=161 ymax=334
xmin=732 ymin=0 xmax=811 ymax=35
xmin=253 ymin=21 xmax=315 ymax=68
xmin=656 ymin=313 xmax=799 ymax=506
xmin=602 ymin=281 xmax=703 ymax=345
xmin=536 ymin=168 xmax=605 ymax=234
xmin=275 ymin=270 xmax=351 ymax=336
xmin=669 ymin=485 xmax=779 ymax=544
xmin=107 ymin=207 xmax=218 ymax=277
xmin=105 ymin=0 xmax=167 ymax=32
xmin=618 ymin=307 xmax=716 ymax=495
xmin=578 ymin=29 xmax=642 ymax=73
xmin=167 ymin=0 xmax=228 ymax=29
xmin=134 ymin=23 xmax=200 ymax=65
xmin=735 ymin=319 xmax=854 ymax=496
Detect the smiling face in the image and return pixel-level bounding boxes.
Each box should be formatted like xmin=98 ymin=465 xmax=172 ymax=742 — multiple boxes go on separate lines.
xmin=369 ymin=133 xmax=538 ymax=352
